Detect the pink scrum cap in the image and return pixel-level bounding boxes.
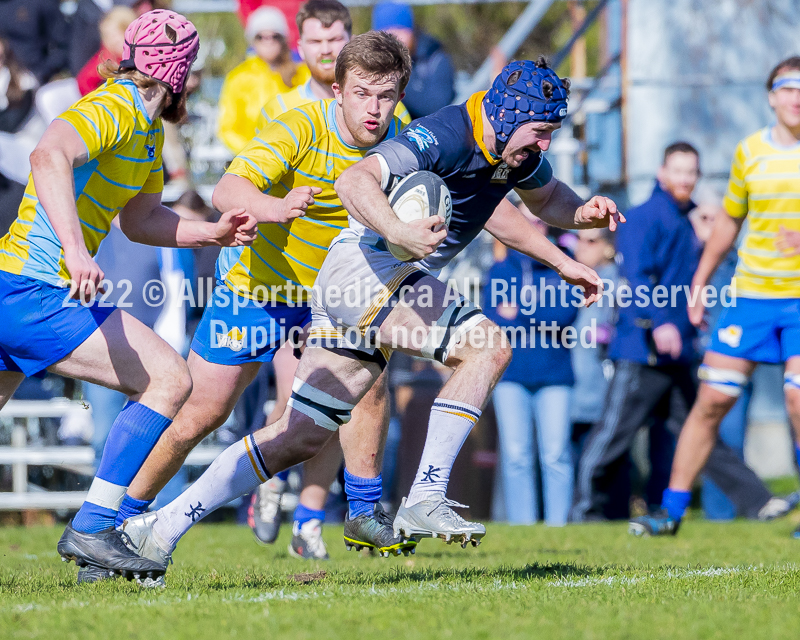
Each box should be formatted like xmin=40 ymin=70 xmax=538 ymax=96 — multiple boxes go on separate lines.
xmin=119 ymin=10 xmax=200 ymax=94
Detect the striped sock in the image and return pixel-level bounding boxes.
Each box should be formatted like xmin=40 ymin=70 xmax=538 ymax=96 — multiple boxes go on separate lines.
xmin=153 ymin=435 xmax=270 ymax=549
xmin=72 ymin=402 xmax=171 ymax=533
xmin=405 ymin=399 xmax=480 ymax=507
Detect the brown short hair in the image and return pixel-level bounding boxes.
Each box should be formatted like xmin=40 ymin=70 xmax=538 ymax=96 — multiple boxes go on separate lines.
xmin=296 ymin=0 xmax=352 ymax=36
xmin=663 ymin=141 xmax=699 ymax=165
xmin=334 ymin=31 xmax=412 ymax=93
xmin=767 ymin=56 xmax=800 ymax=91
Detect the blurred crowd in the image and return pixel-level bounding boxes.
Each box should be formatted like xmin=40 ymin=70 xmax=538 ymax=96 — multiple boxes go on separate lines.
xmin=0 ymin=0 xmax=791 ymax=525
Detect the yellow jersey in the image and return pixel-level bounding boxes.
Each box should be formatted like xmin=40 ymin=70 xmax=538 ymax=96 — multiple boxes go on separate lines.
xmin=216 ymin=56 xmax=311 ymax=154
xmin=724 ymin=127 xmax=800 ymax=297
xmin=220 ymin=98 xmax=406 ymax=303
xmin=0 ymin=79 xmax=164 ymax=287
xmin=254 ymin=79 xmax=412 ymax=134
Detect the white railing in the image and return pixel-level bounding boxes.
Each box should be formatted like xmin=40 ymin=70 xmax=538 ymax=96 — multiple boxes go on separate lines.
xmin=0 ymin=400 xmax=224 ymax=510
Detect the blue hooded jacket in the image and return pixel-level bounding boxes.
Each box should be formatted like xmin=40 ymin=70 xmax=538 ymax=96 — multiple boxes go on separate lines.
xmin=483 ymin=250 xmax=578 ymax=389
xmin=609 ymin=182 xmax=702 ymax=365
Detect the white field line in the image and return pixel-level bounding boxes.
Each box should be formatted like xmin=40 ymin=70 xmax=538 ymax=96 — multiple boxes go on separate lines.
xmin=4 ymin=564 xmax=794 ymax=614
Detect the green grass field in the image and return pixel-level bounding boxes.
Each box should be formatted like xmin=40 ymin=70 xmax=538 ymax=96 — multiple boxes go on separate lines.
xmin=2 ymin=514 xmax=800 ymax=640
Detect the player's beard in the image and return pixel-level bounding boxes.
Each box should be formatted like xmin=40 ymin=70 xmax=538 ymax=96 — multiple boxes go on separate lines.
xmin=308 ymin=59 xmax=336 ymax=85
xmin=160 ymin=86 xmax=189 ymax=124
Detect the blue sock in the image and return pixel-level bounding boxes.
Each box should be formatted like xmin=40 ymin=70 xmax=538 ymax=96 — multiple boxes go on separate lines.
xmin=275 ymin=469 xmax=291 ymax=482
xmin=344 ymin=468 xmax=382 ymax=519
xmin=294 ymin=504 xmax=325 ymax=527
xmin=661 ymin=488 xmax=692 ymax=521
xmin=72 ymin=402 xmax=172 ymax=533
xmin=795 ymin=443 xmax=800 ymax=470
xmin=114 ymin=494 xmax=154 ymax=528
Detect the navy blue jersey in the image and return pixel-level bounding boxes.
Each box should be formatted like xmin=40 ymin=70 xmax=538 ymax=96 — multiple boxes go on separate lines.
xmin=340 ymin=92 xmax=553 ymax=272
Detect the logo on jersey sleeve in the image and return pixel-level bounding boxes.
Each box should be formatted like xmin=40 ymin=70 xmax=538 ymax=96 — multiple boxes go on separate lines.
xmin=405 ymin=125 xmax=438 ymax=152
xmin=491 ymin=162 xmax=511 ymax=183
xmin=217 ymin=327 xmax=247 ymax=351
xmin=717 ymin=325 xmax=743 ymax=349
xmin=144 ymin=131 xmax=157 ymax=159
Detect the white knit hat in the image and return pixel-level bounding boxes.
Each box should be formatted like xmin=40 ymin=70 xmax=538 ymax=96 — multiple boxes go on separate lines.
xmin=245 ymin=6 xmax=289 ymax=42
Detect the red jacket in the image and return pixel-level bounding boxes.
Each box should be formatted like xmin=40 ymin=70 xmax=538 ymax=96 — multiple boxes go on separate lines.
xmin=77 ymin=47 xmax=119 ymax=96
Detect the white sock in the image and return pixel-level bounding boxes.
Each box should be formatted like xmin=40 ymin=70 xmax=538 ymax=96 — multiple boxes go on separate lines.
xmin=405 ymin=399 xmax=480 ymax=507
xmin=153 ymin=435 xmax=270 ymax=549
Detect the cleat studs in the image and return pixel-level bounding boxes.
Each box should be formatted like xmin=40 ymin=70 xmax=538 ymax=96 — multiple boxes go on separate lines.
xmin=445 ymin=534 xmax=451 ymax=542
xmin=461 ymin=540 xmax=468 ymax=549
xmin=355 ymin=545 xmax=363 ymax=551
xmin=410 ymin=546 xmax=416 ymax=554
xmin=471 ymin=539 xmax=479 ymax=547
xmin=61 ymin=556 xmax=68 ymax=563
xmin=345 ymin=543 xmax=353 ymax=551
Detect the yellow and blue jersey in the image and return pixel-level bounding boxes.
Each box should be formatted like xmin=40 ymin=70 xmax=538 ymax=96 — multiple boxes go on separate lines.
xmin=221 ymin=98 xmax=406 ymax=303
xmin=255 ymin=79 xmax=412 ymax=135
xmin=0 ymin=79 xmax=164 ymax=287
xmin=724 ymin=127 xmax=800 ymax=298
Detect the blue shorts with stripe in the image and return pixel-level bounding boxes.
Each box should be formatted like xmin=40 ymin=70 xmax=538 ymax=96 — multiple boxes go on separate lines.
xmin=709 ymin=297 xmax=800 ymax=364
xmin=0 ymin=270 xmax=116 ymax=376
xmin=190 ymin=282 xmax=312 ymax=365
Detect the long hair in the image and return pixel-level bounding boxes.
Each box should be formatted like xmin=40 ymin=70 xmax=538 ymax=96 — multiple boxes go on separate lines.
xmin=97 ymin=60 xmax=189 ymax=124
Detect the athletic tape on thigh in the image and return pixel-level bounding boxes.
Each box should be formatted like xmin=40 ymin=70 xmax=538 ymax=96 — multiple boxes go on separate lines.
xmin=286 ymin=378 xmax=355 ymax=431
xmin=784 ymin=372 xmax=800 ymax=391
xmin=420 ymin=298 xmax=487 ymax=363
xmin=698 ymin=364 xmax=749 ymax=397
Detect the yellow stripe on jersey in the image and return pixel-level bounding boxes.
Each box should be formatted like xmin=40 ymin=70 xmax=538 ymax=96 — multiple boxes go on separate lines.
xmin=724 ymin=127 xmax=800 ymax=297
xmin=0 ymin=79 xmax=164 ymax=286
xmin=255 ymin=80 xmax=412 ymax=134
xmin=221 ymin=99 xmax=406 ymax=303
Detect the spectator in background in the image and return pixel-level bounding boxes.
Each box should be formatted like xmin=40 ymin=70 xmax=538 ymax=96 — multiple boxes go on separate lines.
xmin=0 ymin=37 xmax=37 ymax=134
xmin=485 ymin=221 xmax=578 ymax=526
xmin=570 ymin=227 xmax=617 ymax=452
xmin=76 ymin=6 xmax=136 ymax=95
xmin=217 ymin=6 xmax=310 ymax=154
xmin=372 ymin=2 xmax=454 ymax=119
xmin=69 ymin=0 xmax=147 ymax=76
xmin=237 ymin=0 xmax=303 ymax=51
xmin=0 ymin=0 xmax=69 ymax=84
xmin=171 ymin=190 xmax=221 ymax=338
xmin=0 ymin=37 xmax=37 ymax=237
xmin=572 ymin=142 xmax=785 ymax=523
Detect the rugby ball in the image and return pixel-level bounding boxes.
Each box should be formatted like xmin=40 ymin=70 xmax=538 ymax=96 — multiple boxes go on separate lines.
xmin=386 ymin=171 xmax=452 ymax=261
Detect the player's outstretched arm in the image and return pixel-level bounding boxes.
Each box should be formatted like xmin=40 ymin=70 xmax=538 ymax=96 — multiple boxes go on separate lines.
xmin=486 ymin=198 xmax=603 ymax=306
xmin=336 ymin=156 xmax=446 ymax=260
xmin=516 ymin=177 xmax=624 ymax=230
xmin=687 ymin=210 xmax=744 ymax=327
xmin=119 ymin=191 xmax=257 ymax=248
xmin=212 ymin=173 xmax=320 ymax=225
xmin=30 ymin=120 xmax=103 ymax=302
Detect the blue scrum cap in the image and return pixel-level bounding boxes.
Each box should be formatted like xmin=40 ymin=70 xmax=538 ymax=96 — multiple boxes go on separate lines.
xmin=484 ymin=58 xmax=569 ymax=153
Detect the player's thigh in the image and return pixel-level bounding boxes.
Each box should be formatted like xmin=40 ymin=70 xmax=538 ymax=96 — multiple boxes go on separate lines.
xmin=377 ymin=274 xmax=492 ymax=363
xmin=294 ymin=345 xmax=382 ymax=405
xmin=272 ymin=340 xmax=300 ymax=413
xmin=48 ymin=309 xmax=189 ymax=400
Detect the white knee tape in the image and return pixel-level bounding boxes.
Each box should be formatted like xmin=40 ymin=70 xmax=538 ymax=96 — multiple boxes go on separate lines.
xmin=287 ymin=378 xmax=355 ymax=431
xmin=420 ymin=298 xmax=486 ymax=363
xmin=698 ymin=364 xmax=749 ymax=398
xmin=784 ymin=372 xmax=800 ymax=391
